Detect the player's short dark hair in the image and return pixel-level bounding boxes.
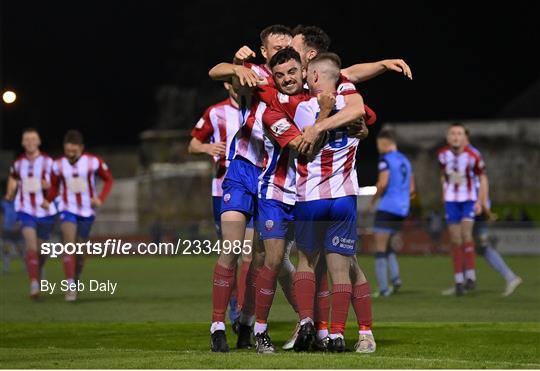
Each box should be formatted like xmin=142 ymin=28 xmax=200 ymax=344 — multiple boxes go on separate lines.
xmin=22 ymin=127 xmax=39 ymax=136
xmin=269 ymin=47 xmax=302 ymax=69
xmin=378 ymin=127 xmax=396 ymax=143
xmin=292 ymin=25 xmax=331 ymax=52
xmin=449 ymin=122 xmax=467 ymax=132
xmin=309 ymin=52 xmax=342 ymax=69
xmin=64 ymin=130 xmax=84 ymax=145
xmin=260 ymin=25 xmax=292 ymax=45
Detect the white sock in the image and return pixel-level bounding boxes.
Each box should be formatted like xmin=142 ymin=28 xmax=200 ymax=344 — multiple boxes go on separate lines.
xmin=454 ymin=273 xmax=464 ymax=284
xmin=465 ymin=269 xmax=476 ymax=281
xmin=254 ymin=322 xmax=267 ymax=335
xmin=359 ymin=330 xmax=373 ymax=336
xmin=329 ymin=333 xmax=343 ymax=340
xmin=317 ymin=329 xmax=328 ymax=340
xmin=210 ymin=321 xmax=225 ymax=334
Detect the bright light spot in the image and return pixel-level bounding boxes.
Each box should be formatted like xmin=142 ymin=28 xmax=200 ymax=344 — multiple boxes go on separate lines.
xmin=2 ymin=91 xmax=16 ymax=104
xmin=358 ymin=186 xmax=377 ymax=196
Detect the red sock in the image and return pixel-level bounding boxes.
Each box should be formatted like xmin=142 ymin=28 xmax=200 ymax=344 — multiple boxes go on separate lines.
xmin=212 ymin=263 xmax=236 ymax=322
xmin=255 ymin=266 xmax=279 ymax=323
xmin=314 ymin=272 xmax=330 ymax=325
xmin=293 ymin=271 xmax=315 ymax=320
xmin=25 ymin=250 xmax=39 ymax=282
xmin=352 ymin=282 xmax=373 ymax=330
xmin=279 ymin=273 xmax=298 ymax=313
xmin=236 ymin=261 xmax=250 ymax=310
xmin=463 ymin=242 xmax=476 ymax=271
xmin=242 ymin=265 xmax=259 ymax=316
xmin=451 ymin=244 xmax=464 ymax=275
xmin=330 ymin=283 xmax=352 ymax=335
xmin=62 ymin=254 xmax=75 ymax=281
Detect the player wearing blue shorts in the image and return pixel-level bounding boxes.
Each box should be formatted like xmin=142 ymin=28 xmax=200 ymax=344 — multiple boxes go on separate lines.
xmin=368 ymin=128 xmax=414 ymax=297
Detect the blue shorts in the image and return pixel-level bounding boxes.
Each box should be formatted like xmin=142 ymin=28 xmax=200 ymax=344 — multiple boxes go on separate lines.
xmin=257 ymin=198 xmax=294 ymax=240
xmin=221 ymin=156 xmax=261 ymax=222
xmin=373 ymin=210 xmax=406 ymax=233
xmin=17 ymin=212 xmax=55 ymax=240
xmin=444 ymin=201 xmax=475 ymax=224
xmin=60 ymin=211 xmax=95 ymax=239
xmin=213 ymin=196 xmax=254 ymax=239
xmin=294 ymin=196 xmax=357 ymax=256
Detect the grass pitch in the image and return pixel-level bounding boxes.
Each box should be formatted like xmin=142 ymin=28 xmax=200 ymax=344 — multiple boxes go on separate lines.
xmin=1 ymin=255 xmax=539 ymax=368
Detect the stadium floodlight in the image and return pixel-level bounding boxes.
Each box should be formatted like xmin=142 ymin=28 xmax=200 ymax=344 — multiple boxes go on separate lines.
xmin=2 ymin=90 xmax=17 ymax=104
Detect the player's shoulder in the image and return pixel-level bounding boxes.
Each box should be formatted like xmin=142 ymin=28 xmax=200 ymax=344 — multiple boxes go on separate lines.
xmin=38 ymin=152 xmax=53 ymax=161
xmin=337 ymin=74 xmax=357 ymax=95
xmin=437 ymin=145 xmax=450 ymax=155
xmin=465 ymin=144 xmax=482 ymax=159
xmin=82 ymin=152 xmax=102 ymax=162
xmin=13 ymin=154 xmax=26 ymax=164
xmin=245 ymin=62 xmax=271 ymax=77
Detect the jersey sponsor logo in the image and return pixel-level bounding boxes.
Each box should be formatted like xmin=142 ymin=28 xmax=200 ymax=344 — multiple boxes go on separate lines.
xmin=223 ymin=193 xmax=231 ymax=203
xmin=22 ymin=177 xmax=41 ymax=193
xmin=195 ymin=118 xmax=205 ymax=129
xmin=67 ymin=178 xmax=87 ymax=193
xmin=270 ymin=119 xmax=291 ymax=136
xmin=265 ymin=219 xmax=274 ymax=231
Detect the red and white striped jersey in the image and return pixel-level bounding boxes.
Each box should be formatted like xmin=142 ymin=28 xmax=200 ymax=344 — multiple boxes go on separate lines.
xmin=231 ymin=63 xmax=273 ymax=168
xmin=191 ymin=98 xmax=242 ymax=197
xmin=10 ymin=153 xmax=57 ymax=217
xmin=262 ymin=92 xmax=360 ymax=203
xmin=47 ymin=153 xmax=114 ymax=217
xmin=438 ymin=145 xmax=485 ymax=202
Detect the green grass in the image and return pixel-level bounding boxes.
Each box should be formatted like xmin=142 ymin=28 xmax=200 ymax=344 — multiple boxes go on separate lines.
xmin=1 ymin=255 xmax=539 ymax=368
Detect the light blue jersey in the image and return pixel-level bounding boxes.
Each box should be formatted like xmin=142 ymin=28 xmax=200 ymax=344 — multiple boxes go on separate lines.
xmin=377 ymin=150 xmax=412 ymax=217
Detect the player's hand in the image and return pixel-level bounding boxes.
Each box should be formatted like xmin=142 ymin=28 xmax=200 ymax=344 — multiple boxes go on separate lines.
xmin=381 ymin=59 xmax=413 ymax=80
xmin=41 ymin=179 xmax=50 ymax=190
xmin=232 ymin=65 xmax=261 ymax=87
xmin=317 ymin=92 xmax=336 ymax=112
xmin=91 ymin=197 xmax=102 ymax=208
xmin=298 ymin=125 xmax=324 ymax=155
xmin=474 ymin=201 xmax=482 ymax=215
xmin=348 ymin=118 xmax=369 ymax=140
xmin=41 ymin=200 xmax=50 ymax=210
xmin=205 ymin=142 xmax=227 ymax=157
xmin=233 ymin=46 xmax=256 ymax=64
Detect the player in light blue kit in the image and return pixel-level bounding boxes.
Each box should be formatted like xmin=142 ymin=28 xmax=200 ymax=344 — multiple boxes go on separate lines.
xmin=369 ymin=128 xmax=415 ymax=296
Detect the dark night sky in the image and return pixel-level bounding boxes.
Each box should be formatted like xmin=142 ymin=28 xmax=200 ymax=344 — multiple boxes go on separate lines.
xmin=2 ymin=2 xmax=540 ymax=152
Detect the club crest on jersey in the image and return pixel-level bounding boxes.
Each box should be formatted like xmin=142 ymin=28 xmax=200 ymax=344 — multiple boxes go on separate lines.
xmin=332 ymin=236 xmax=340 ymax=246
xmin=270 ymin=119 xmax=291 ymax=136
xmin=265 ymin=220 xmax=274 ymax=231
xmin=223 ymin=193 xmax=231 ymax=203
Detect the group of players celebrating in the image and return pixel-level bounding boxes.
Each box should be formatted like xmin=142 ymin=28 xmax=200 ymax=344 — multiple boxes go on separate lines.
xmin=190 ymin=24 xmax=413 ymax=354
xmin=191 ymin=24 xmax=522 ymax=355
xmin=4 ymin=128 xmax=113 ymax=301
